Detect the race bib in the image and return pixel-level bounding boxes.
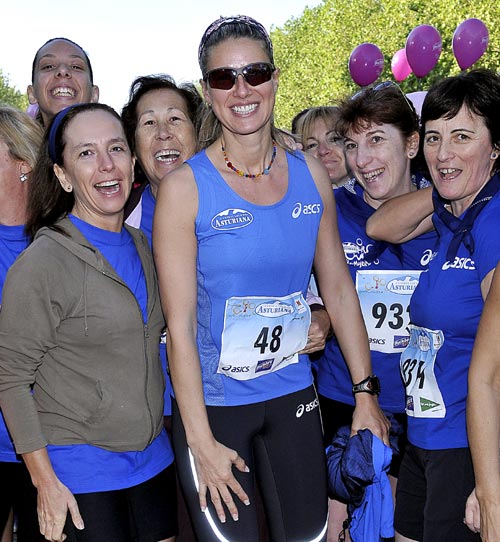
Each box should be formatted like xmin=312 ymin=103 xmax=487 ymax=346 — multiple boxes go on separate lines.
xmin=400 ymin=325 xmax=446 ymax=418
xmin=356 ymin=270 xmax=422 ymax=353
xmin=218 ymin=292 xmax=311 ymax=380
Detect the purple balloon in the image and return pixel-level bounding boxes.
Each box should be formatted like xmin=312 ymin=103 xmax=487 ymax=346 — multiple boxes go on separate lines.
xmin=348 ymin=43 xmax=384 ymax=87
xmin=391 ymin=48 xmax=412 ymax=82
xmin=453 ymin=18 xmax=489 ymax=70
xmin=405 ymin=25 xmax=442 ymax=78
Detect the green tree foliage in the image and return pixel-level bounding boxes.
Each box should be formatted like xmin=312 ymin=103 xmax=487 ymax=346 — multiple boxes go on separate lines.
xmin=272 ymin=0 xmax=500 ymax=128
xmin=0 ymin=70 xmax=28 ymax=110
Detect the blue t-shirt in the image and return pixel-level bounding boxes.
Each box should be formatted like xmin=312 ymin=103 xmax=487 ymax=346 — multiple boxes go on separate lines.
xmin=316 ymin=183 xmax=437 ymax=412
xmin=0 ymin=223 xmax=29 ymax=462
xmin=190 ymin=150 xmax=321 ymax=406
xmin=408 ymin=190 xmax=500 ymax=449
xmin=138 ymin=185 xmax=172 ymax=416
xmin=46 ymin=216 xmax=173 ymax=493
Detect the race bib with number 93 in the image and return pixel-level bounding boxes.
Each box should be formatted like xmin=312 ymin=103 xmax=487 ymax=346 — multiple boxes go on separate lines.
xmin=356 ymin=270 xmax=422 ymax=354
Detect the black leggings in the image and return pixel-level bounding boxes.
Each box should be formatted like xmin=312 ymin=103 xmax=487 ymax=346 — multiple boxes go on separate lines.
xmin=173 ymin=386 xmax=328 ymax=542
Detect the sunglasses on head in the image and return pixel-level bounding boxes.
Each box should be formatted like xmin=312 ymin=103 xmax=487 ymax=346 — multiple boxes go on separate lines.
xmin=352 ymin=80 xmax=416 ymax=114
xmin=204 ymin=62 xmax=275 ymax=90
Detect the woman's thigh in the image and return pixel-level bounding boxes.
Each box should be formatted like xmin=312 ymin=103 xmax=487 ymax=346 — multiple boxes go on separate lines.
xmin=64 ymin=466 xmax=178 ymax=542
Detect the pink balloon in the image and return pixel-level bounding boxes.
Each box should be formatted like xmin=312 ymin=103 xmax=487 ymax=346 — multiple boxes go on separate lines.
xmin=348 ymin=43 xmax=384 ymax=87
xmin=391 ymin=48 xmax=412 ymax=82
xmin=405 ymin=25 xmax=442 ymax=78
xmin=453 ymin=18 xmax=489 ymax=70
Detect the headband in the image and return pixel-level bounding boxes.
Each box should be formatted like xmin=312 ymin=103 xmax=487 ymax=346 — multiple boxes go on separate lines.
xmin=198 ymin=15 xmax=273 ymax=68
xmin=48 ymin=104 xmax=81 ymax=163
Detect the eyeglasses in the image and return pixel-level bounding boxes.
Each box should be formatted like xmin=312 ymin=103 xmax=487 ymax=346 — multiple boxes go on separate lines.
xmin=204 ymin=62 xmax=275 ymax=90
xmin=352 ymin=80 xmax=416 ymax=115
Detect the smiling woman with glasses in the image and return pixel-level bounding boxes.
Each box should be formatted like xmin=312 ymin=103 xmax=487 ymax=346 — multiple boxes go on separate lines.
xmin=152 ymin=14 xmax=388 ymax=542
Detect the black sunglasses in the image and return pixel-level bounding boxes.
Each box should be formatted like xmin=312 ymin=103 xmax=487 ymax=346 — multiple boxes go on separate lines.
xmin=204 ymin=62 xmax=275 ymax=90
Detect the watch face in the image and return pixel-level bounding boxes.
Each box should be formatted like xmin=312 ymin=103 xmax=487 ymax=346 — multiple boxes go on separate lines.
xmin=369 ymin=377 xmax=380 ymax=393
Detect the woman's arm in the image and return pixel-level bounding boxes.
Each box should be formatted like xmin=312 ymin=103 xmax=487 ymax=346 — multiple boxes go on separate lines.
xmin=23 ymin=449 xmax=83 ymax=542
xmin=305 ymin=155 xmax=390 ymax=442
xmin=153 ymin=165 xmax=249 ymax=524
xmin=366 ymin=186 xmax=434 ymax=243
xmin=467 ymin=264 xmax=500 ymax=540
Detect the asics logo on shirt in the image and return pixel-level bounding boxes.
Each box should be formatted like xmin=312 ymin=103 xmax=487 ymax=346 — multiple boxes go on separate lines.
xmin=420 ymin=249 xmax=437 ymax=267
xmin=441 ymin=257 xmax=476 ymax=271
xmin=292 ymin=202 xmax=321 ymax=219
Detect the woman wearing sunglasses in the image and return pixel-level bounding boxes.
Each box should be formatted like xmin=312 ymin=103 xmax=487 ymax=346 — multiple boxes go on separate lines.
xmin=366 ymin=69 xmax=500 ymax=542
xmin=314 ymin=82 xmax=436 ymax=541
xmin=153 ymin=15 xmax=388 ymax=542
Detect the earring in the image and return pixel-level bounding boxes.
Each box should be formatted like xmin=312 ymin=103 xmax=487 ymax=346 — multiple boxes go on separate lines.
xmin=64 ymin=185 xmax=73 ymax=192
xmin=492 ymin=151 xmax=499 ymax=160
xmin=408 ymin=151 xmax=416 ymax=159
xmin=19 ymin=173 xmax=28 ymax=182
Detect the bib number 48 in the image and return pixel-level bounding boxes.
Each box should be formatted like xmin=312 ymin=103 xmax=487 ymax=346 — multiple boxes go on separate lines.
xmin=254 ymin=325 xmax=283 ymax=354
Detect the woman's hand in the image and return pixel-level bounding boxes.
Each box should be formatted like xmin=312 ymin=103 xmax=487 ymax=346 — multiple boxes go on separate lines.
xmin=464 ymin=488 xmax=481 ymax=536
xmin=300 ymin=306 xmax=331 ymax=354
xmin=191 ymin=438 xmax=250 ymax=524
xmin=22 ymin=449 xmax=84 ymax=542
xmin=467 ymin=487 xmax=500 ymax=541
xmin=37 ymin=477 xmax=83 ymax=542
xmin=351 ymin=394 xmax=390 ymax=446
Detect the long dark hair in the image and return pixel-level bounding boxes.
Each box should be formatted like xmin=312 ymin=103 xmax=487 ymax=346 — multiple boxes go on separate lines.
xmin=26 ymin=103 xmax=123 ymax=240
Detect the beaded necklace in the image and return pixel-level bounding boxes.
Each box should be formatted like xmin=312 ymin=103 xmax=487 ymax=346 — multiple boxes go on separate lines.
xmin=221 ymin=139 xmax=277 ymax=179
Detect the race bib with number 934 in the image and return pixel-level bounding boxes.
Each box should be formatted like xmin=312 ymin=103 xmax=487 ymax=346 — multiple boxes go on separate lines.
xmin=400 ymin=324 xmax=446 ymax=418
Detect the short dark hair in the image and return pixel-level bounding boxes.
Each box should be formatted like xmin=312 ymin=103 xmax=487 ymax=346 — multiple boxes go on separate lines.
xmin=421 ymin=68 xmax=500 ymax=172
xmin=121 ymin=74 xmax=203 ymax=155
xmin=336 ymin=83 xmax=419 ymax=140
xmin=31 ymin=37 xmax=94 ymax=84
xmin=26 ymin=103 xmax=123 ymax=239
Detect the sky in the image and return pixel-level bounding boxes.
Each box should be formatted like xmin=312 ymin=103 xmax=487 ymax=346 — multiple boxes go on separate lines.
xmin=1 ymin=0 xmax=321 ymax=112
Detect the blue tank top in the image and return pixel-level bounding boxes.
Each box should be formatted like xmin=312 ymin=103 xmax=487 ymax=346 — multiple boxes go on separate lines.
xmin=46 ymin=216 xmax=173 ymax=493
xmin=190 ymin=150 xmax=322 ymax=406
xmin=0 ymin=224 xmax=29 ymax=463
xmin=408 ymin=190 xmax=500 ymax=449
xmin=316 ymin=183 xmax=437 ymax=412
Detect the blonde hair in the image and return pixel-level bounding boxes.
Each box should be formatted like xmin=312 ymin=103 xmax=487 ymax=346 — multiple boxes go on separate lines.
xmin=298 ymin=106 xmax=342 ymax=146
xmin=0 ymin=104 xmax=43 ymax=168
